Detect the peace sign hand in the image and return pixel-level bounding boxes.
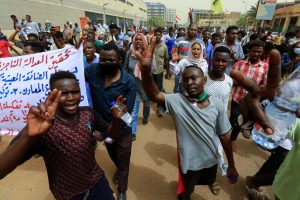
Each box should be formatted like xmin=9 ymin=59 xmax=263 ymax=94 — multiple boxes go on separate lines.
xmin=135 ymin=36 xmax=156 ymax=74
xmin=27 ymin=89 xmax=61 ymax=137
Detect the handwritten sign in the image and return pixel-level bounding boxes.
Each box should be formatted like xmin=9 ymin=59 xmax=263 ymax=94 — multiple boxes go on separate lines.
xmin=0 ymin=46 xmax=88 ymax=135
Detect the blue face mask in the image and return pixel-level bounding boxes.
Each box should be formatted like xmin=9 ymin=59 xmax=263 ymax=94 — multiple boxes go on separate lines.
xmin=294 ymin=48 xmax=300 ymax=55
xmin=127 ymin=31 xmax=132 ymax=36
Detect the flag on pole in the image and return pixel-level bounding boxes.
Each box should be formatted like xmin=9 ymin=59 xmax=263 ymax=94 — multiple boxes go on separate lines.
xmin=211 ymin=0 xmax=223 ymax=14
xmin=176 ymin=15 xmax=181 ymax=22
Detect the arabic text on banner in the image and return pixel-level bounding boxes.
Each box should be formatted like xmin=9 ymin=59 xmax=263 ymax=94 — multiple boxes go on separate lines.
xmin=0 ymin=46 xmax=88 ymax=135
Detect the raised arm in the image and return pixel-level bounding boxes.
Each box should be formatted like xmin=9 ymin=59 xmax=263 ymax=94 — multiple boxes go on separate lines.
xmin=0 ymin=89 xmax=61 ymax=179
xmin=135 ymin=37 xmax=165 ymax=105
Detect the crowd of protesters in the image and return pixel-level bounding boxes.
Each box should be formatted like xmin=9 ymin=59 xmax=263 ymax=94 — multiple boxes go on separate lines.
xmin=0 ymin=13 xmax=300 ymax=200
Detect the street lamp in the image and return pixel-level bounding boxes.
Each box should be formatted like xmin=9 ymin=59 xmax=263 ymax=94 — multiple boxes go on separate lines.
xmin=242 ymin=1 xmax=248 ymax=14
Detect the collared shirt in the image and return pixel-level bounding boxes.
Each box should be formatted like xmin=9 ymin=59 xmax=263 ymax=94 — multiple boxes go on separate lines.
xmin=153 ymin=42 xmax=168 ymax=74
xmin=85 ymin=65 xmax=137 ymax=133
xmin=174 ymin=36 xmax=206 ymax=59
xmin=231 ymin=59 xmax=268 ymax=103
xmin=219 ymin=40 xmax=244 ymax=75
xmin=83 ymin=54 xmax=100 ymax=106
xmin=165 ymin=34 xmax=176 ymax=58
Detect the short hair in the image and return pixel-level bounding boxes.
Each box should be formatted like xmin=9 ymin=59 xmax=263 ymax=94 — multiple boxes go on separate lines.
xmin=49 ymin=71 xmax=78 ymax=90
xmin=183 ymin=65 xmax=204 ymax=77
xmin=26 ymin=15 xmax=31 ymax=18
xmin=249 ymin=33 xmax=259 ymax=41
xmin=212 ymin=32 xmax=220 ymax=38
xmin=10 ymin=15 xmax=16 ymax=18
xmin=154 ymin=27 xmax=163 ymax=34
xmin=213 ymin=46 xmax=231 ymax=55
xmin=296 ymin=29 xmax=300 ymax=34
xmin=264 ymin=41 xmax=275 ymax=52
xmin=203 ymin=29 xmax=211 ymax=34
xmin=109 ymin=24 xmax=118 ymax=30
xmin=101 ymin=42 xmax=120 ymax=59
xmin=178 ymin=27 xmax=185 ymax=32
xmin=24 ymin=42 xmax=44 ymax=53
xmin=85 ymin=39 xmax=96 ymax=47
xmin=285 ymin=31 xmax=295 ymax=38
xmin=27 ymin=33 xmax=39 ymax=39
xmin=54 ymin=31 xmax=64 ymax=39
xmin=168 ymin=27 xmax=173 ymax=32
xmin=188 ymin=23 xmax=198 ymax=29
xmin=249 ymin=40 xmax=265 ymax=50
xmin=237 ymin=30 xmax=246 ymax=37
xmin=226 ymin=26 xmax=238 ymax=34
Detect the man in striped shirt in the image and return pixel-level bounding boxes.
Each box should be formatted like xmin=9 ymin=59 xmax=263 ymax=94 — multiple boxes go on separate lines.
xmin=230 ymin=40 xmax=268 ymax=150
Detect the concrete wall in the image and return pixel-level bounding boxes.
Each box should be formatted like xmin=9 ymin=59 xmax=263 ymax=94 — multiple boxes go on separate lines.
xmin=0 ymin=0 xmax=147 ymax=32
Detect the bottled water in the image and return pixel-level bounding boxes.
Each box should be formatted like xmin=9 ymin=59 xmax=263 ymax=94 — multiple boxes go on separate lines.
xmin=110 ymin=101 xmax=133 ymax=127
xmin=252 ymin=68 xmax=300 ymax=149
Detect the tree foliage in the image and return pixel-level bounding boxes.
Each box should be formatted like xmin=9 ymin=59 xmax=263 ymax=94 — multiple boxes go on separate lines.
xmin=147 ymin=16 xmax=167 ymax=28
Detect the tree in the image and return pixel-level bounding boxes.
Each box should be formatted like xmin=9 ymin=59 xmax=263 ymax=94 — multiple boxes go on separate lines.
xmin=147 ymin=16 xmax=167 ymax=28
xmin=237 ymin=14 xmax=247 ymax=27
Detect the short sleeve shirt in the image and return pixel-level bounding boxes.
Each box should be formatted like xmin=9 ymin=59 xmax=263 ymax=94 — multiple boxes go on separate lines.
xmin=0 ymin=40 xmax=11 ymax=58
xmin=153 ymin=42 xmax=168 ymax=74
xmin=162 ymin=94 xmax=231 ymax=174
xmin=10 ymin=107 xmax=109 ymax=200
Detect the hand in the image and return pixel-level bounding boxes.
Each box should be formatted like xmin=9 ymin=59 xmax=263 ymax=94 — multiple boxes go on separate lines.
xmin=171 ymin=48 xmax=180 ymax=62
xmin=111 ymin=95 xmax=127 ymax=119
xmin=230 ymin=49 xmax=281 ymax=134
xmin=15 ymin=26 xmax=21 ymax=33
xmin=165 ymin=71 xmax=171 ymax=80
xmin=227 ymin=165 xmax=239 ymax=184
xmin=27 ymin=89 xmax=61 ymax=137
xmin=135 ymin=36 xmax=156 ymax=74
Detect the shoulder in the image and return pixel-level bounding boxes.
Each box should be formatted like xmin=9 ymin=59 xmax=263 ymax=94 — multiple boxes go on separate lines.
xmin=224 ymin=74 xmax=233 ymax=85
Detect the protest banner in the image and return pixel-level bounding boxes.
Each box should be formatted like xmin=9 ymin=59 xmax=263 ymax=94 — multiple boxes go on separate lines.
xmin=0 ymin=46 xmax=88 ymax=135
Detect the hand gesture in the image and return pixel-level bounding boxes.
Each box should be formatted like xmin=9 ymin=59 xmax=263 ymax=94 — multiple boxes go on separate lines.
xmin=15 ymin=26 xmax=21 ymax=33
xmin=230 ymin=49 xmax=281 ymax=134
xmin=171 ymin=48 xmax=180 ymax=62
xmin=111 ymin=95 xmax=127 ymax=119
xmin=135 ymin=36 xmax=156 ymax=74
xmin=227 ymin=166 xmax=239 ymax=184
xmin=27 ymin=89 xmax=61 ymax=137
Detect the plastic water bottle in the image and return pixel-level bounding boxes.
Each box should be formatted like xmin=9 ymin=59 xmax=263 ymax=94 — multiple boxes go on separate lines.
xmin=110 ymin=101 xmax=133 ymax=127
xmin=252 ymin=68 xmax=300 ymax=150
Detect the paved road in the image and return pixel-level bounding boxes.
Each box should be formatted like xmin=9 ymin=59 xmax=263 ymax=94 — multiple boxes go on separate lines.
xmin=0 ymin=77 xmax=274 ymax=200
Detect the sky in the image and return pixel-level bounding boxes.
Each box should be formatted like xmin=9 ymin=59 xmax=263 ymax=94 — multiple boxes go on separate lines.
xmin=148 ymin=0 xmax=289 ymax=22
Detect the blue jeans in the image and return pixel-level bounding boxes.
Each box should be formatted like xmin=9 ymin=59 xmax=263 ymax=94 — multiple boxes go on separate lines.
xmin=131 ymin=99 xmax=150 ymax=135
xmin=71 ymin=175 xmax=114 ymax=200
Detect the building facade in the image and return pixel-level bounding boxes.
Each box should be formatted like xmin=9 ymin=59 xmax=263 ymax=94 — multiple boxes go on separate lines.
xmin=146 ymin=2 xmax=166 ymax=20
xmin=193 ymin=9 xmax=240 ymax=30
xmin=0 ymin=0 xmax=147 ymax=32
xmin=271 ymin=0 xmax=300 ymax=33
xmin=166 ymin=8 xmax=176 ymax=26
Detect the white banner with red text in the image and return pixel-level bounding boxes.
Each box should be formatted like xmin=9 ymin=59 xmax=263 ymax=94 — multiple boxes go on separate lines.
xmin=0 ymin=46 xmax=88 ymax=135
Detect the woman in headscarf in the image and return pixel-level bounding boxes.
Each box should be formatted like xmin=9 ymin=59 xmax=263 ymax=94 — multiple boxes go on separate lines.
xmin=170 ymin=42 xmax=208 ymax=92
xmin=124 ymin=33 xmax=156 ymax=141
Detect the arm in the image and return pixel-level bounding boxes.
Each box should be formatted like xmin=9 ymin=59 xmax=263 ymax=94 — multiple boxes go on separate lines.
xmin=8 ymin=27 xmax=21 ymax=43
xmin=0 ymin=128 xmax=39 ymax=180
xmin=9 ymin=45 xmax=20 ymax=56
xmin=219 ymin=133 xmax=238 ymax=184
xmin=0 ymin=89 xmax=61 ymax=180
xmin=50 ymin=28 xmax=64 ymax=49
xmin=136 ymin=37 xmax=165 ymax=105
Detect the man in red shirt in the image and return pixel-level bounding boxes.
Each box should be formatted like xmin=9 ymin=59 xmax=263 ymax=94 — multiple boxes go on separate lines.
xmin=0 ymin=36 xmax=20 ymax=58
xmin=230 ymin=40 xmax=268 ymax=150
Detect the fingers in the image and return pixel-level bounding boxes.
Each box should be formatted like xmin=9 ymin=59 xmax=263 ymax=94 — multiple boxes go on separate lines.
xmin=230 ymin=71 xmax=261 ymax=96
xmin=267 ymin=49 xmax=281 ymax=89
xmin=116 ymin=95 xmax=126 ymax=105
xmin=45 ymin=89 xmax=61 ymax=115
xmin=28 ymin=106 xmax=43 ymax=119
xmin=248 ymin=98 xmax=274 ymax=134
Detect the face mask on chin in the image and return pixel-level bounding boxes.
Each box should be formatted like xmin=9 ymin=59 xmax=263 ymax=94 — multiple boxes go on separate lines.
xmin=99 ymin=62 xmax=120 ymax=75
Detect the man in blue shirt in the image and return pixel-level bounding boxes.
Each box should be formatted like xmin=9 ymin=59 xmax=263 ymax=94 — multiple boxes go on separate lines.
xmin=83 ymin=39 xmax=100 ymax=106
xmin=203 ymin=29 xmax=213 ymax=70
xmin=85 ymin=43 xmax=136 ymax=200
